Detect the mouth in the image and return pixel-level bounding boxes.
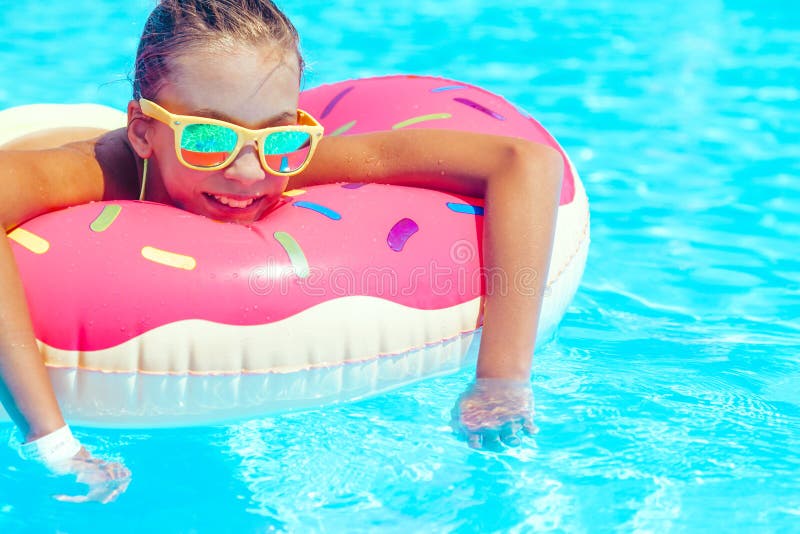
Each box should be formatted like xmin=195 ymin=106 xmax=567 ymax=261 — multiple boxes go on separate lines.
xmin=202 ymin=192 xmax=270 ymax=219
xmin=207 ymin=193 xmax=259 ymax=209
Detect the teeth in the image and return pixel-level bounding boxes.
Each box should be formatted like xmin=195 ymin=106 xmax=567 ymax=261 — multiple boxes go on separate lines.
xmin=213 ymin=194 xmax=256 ymax=208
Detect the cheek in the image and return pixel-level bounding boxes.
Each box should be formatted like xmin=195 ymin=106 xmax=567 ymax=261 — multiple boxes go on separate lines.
xmin=166 ymin=167 xmax=204 ymax=198
xmin=156 ymin=154 xmax=205 ymax=205
xmin=151 ymin=136 xmax=196 ymax=197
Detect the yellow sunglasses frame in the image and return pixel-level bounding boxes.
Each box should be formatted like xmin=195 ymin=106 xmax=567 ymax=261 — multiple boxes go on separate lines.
xmin=138 ymin=98 xmax=324 ymax=176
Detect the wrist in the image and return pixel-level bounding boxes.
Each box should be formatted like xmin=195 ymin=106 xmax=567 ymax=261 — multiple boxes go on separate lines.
xmin=17 ymin=425 xmax=82 ymax=472
xmin=475 ymin=334 xmax=533 ymax=381
xmin=474 ymin=376 xmax=531 ymax=389
xmin=475 ymin=367 xmax=531 ymax=382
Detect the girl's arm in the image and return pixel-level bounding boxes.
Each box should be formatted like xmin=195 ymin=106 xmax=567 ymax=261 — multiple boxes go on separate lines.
xmin=0 ymin=146 xmax=106 ymax=438
xmin=296 ymin=130 xmax=564 ymax=381
xmin=296 ymin=130 xmax=562 ymax=447
xmin=0 ymin=138 xmax=132 ymax=499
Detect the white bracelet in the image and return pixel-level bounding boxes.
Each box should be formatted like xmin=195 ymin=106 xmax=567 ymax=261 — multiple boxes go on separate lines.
xmin=18 ymin=425 xmax=82 ymax=470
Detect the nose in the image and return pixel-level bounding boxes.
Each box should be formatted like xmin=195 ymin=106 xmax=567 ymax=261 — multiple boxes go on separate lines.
xmin=222 ymin=143 xmax=266 ymax=183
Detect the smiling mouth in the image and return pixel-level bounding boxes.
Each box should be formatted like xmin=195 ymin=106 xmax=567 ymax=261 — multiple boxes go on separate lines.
xmin=205 ymin=193 xmax=262 ymax=209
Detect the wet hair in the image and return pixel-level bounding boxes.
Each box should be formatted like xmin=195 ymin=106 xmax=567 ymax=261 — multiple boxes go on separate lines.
xmin=132 ymin=0 xmax=303 ymax=99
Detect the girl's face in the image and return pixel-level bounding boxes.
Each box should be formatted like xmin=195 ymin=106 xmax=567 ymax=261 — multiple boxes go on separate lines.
xmin=147 ymin=44 xmax=301 ymax=223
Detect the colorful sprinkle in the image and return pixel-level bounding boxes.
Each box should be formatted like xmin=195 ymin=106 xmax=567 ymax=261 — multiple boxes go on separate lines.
xmin=453 ymin=97 xmax=506 ymax=121
xmin=293 ymin=201 xmax=342 ymax=220
xmin=90 ymin=204 xmax=122 ymax=232
xmin=431 ymin=85 xmax=467 ymax=93
xmin=320 ymin=86 xmax=355 ymax=119
xmin=282 ymin=189 xmax=306 ymax=197
xmin=387 ymin=218 xmax=419 ymax=252
xmin=7 ymin=228 xmax=49 ymax=254
xmin=141 ymin=246 xmax=196 ymax=270
xmin=392 ymin=113 xmax=452 ymax=130
xmin=446 ymin=202 xmax=485 ymax=216
xmin=330 ymin=120 xmax=357 ymax=136
xmin=274 ymin=231 xmax=310 ymax=278
xmin=341 ymin=183 xmax=366 ymax=189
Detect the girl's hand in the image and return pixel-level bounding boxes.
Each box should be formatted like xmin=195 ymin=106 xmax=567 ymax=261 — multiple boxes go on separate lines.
xmin=52 ymin=448 xmax=131 ymax=504
xmin=451 ymin=378 xmax=538 ymax=450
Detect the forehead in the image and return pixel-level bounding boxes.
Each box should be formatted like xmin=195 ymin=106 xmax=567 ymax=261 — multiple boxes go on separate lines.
xmin=156 ymin=44 xmax=300 ymax=128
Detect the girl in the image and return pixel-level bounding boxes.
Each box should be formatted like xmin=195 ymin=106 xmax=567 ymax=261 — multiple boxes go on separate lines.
xmin=0 ymin=0 xmax=562 ymax=503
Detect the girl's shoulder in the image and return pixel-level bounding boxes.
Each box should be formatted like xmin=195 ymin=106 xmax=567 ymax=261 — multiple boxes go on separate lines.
xmin=45 ymin=128 xmax=141 ymax=201
xmin=0 ymin=127 xmax=111 ymax=151
xmin=0 ymin=128 xmax=139 ymax=229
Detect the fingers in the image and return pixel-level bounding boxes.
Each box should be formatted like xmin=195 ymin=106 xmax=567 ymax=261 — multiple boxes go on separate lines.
xmin=498 ymin=421 xmax=522 ymax=447
xmin=51 ymin=455 xmax=132 ymax=504
xmin=53 ymin=493 xmax=89 ymax=504
xmin=522 ymin=418 xmax=539 ymax=436
xmin=466 ymin=430 xmax=501 ymax=451
xmin=467 ymin=432 xmax=482 ymax=449
xmin=462 ymin=416 xmax=537 ymax=450
xmin=100 ymin=478 xmax=131 ymax=504
xmin=104 ymin=462 xmax=132 ymax=481
xmin=53 ymin=477 xmax=130 ymax=505
xmin=452 ymin=380 xmax=537 ymax=451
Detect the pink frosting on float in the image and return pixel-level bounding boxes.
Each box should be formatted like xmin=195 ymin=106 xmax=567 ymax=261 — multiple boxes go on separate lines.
xmin=15 ymin=186 xmax=484 ymax=351
xmin=300 ymin=76 xmax=575 ymax=205
xmin=10 ymin=76 xmax=576 ymax=352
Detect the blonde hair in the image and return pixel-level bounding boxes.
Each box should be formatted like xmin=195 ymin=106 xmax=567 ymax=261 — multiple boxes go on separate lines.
xmin=133 ymin=0 xmax=303 ymax=99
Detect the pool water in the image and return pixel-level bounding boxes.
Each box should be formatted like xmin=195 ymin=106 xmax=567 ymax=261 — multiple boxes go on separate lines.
xmin=1 ymin=0 xmax=799 ymax=531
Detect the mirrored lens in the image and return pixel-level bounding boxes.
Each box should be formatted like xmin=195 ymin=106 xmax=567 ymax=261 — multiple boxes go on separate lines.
xmin=262 ymin=131 xmax=312 ymax=173
xmin=180 ymin=124 xmax=238 ymax=167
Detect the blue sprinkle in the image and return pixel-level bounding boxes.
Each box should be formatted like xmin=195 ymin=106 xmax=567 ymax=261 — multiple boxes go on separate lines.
xmin=293 ymin=201 xmax=342 ymax=220
xmin=341 ymin=183 xmax=366 ymax=189
xmin=431 ymin=85 xmax=467 ymax=93
xmin=447 ymin=202 xmax=485 ymax=216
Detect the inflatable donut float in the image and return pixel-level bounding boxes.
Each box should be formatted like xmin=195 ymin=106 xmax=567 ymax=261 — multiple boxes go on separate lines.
xmin=1 ymin=76 xmax=590 ymax=426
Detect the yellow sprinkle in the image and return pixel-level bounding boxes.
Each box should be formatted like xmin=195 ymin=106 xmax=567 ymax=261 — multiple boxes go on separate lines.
xmin=7 ymin=228 xmax=50 ymax=254
xmin=282 ymin=189 xmax=306 ymax=197
xmin=141 ymin=246 xmax=196 ymax=270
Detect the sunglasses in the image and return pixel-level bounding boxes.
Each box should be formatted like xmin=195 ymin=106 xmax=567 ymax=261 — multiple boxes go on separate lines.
xmin=139 ymin=98 xmax=324 ymax=176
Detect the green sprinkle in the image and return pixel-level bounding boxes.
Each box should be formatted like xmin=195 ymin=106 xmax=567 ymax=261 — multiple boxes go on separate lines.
xmin=90 ymin=204 xmax=122 ymax=232
xmin=274 ymin=231 xmax=310 ymax=279
xmin=330 ymin=120 xmax=357 ymax=136
xmin=392 ymin=113 xmax=452 ymax=130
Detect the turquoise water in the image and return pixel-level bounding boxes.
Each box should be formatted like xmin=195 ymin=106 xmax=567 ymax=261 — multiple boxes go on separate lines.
xmin=1 ymin=0 xmax=799 ymax=531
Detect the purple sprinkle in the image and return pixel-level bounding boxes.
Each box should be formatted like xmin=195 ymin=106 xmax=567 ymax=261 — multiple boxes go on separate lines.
xmin=321 ymin=86 xmax=355 ymax=119
xmin=341 ymin=183 xmax=366 ymax=189
xmin=453 ymin=97 xmax=506 ymax=121
xmin=386 ymin=218 xmax=419 ymax=252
